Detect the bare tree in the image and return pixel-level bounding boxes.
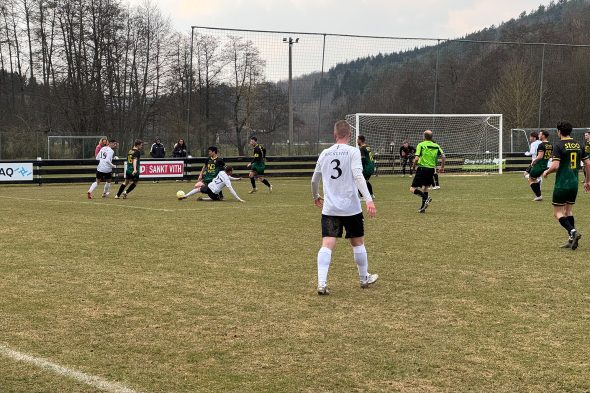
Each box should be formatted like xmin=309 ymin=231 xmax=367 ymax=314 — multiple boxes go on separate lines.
xmin=223 ymin=35 xmax=264 ymax=155
xmin=488 ymin=59 xmax=540 ymax=129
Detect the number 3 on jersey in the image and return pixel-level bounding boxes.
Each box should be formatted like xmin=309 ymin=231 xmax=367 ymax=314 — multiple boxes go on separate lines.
xmin=330 ymin=159 xmax=342 ymax=179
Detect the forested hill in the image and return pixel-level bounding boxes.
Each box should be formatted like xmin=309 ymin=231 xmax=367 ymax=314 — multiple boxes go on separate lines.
xmin=302 ymin=0 xmax=590 ymax=135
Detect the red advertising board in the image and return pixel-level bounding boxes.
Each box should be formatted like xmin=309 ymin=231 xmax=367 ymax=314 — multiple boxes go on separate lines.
xmin=125 ymin=161 xmax=185 ymax=178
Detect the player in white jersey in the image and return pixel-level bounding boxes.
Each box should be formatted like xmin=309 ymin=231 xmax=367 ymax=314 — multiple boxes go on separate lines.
xmin=179 ymin=165 xmax=244 ymax=202
xmin=524 ymin=131 xmax=541 ymax=179
xmin=88 ymin=139 xmax=118 ymax=199
xmin=311 ymin=120 xmax=378 ymax=295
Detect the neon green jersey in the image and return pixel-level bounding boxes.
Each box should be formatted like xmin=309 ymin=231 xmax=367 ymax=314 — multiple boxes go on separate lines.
xmin=415 ymin=140 xmax=444 ymax=168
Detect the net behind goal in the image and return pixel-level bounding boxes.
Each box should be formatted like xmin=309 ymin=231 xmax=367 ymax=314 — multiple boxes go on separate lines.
xmin=346 ymin=114 xmax=503 ymax=174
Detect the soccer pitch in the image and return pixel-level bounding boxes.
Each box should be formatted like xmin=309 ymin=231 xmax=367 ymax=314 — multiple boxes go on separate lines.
xmin=1 ymin=175 xmax=590 ymax=392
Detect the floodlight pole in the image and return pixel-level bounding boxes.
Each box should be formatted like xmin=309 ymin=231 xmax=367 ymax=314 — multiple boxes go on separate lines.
xmin=284 ymin=37 xmax=299 ymax=155
xmin=186 ymin=27 xmax=195 ymax=151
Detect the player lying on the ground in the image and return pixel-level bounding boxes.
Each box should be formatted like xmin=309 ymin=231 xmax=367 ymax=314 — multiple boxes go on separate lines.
xmin=179 ymin=165 xmax=245 ymax=202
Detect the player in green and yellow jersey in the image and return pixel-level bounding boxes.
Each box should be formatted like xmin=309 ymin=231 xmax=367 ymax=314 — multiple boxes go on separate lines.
xmin=199 ymin=146 xmax=225 ymax=184
xmin=410 ymin=130 xmax=445 ymax=213
xmin=527 ymin=130 xmax=552 ymax=201
xmin=247 ymin=136 xmax=272 ymax=193
xmin=116 ymin=139 xmax=143 ymax=199
xmin=543 ymin=122 xmax=590 ymax=249
xmin=357 ymin=135 xmax=376 ymax=198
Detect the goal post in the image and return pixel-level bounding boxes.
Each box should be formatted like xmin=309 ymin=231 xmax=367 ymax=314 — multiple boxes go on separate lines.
xmin=346 ymin=113 xmax=503 ymax=174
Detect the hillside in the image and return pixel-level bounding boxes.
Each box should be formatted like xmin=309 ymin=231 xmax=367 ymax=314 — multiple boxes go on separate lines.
xmin=294 ymin=0 xmax=590 ymax=141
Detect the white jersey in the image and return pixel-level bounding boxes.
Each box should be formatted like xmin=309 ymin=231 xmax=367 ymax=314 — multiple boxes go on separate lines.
xmin=96 ymin=146 xmax=115 ymax=173
xmin=528 ymin=140 xmax=541 ymax=162
xmin=208 ymin=171 xmax=242 ymax=201
xmin=314 ymin=143 xmax=363 ymax=216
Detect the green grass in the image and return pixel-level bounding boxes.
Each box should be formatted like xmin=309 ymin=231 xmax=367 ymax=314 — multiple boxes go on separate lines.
xmin=1 ymin=174 xmax=590 ymax=392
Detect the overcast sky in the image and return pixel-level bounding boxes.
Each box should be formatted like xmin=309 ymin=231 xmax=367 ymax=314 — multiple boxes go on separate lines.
xmin=128 ymin=0 xmax=551 ymax=38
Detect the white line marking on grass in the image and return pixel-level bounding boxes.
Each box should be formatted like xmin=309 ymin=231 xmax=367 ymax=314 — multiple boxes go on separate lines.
xmin=0 ymin=196 xmax=174 ymax=212
xmin=0 ymin=344 xmax=140 ymax=393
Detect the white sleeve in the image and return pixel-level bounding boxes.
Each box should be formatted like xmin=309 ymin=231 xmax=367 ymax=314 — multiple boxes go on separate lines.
xmin=353 ymin=167 xmax=373 ymax=202
xmin=228 ymin=176 xmax=241 ymax=180
xmin=311 ymin=172 xmax=322 ymax=199
xmin=311 ymin=154 xmax=323 ymax=199
xmin=351 ymin=149 xmax=363 ymax=171
xmin=107 ymin=150 xmax=115 ymax=167
xmin=226 ymin=183 xmax=242 ymax=201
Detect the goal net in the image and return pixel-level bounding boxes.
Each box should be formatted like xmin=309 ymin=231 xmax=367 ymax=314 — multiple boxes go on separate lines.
xmin=346 ymin=114 xmax=503 ymax=174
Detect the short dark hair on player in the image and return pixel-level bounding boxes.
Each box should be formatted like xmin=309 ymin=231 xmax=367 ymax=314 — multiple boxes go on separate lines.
xmin=250 ymin=136 xmax=257 ymax=142
xmin=423 ymin=130 xmax=433 ymax=140
xmin=208 ymin=146 xmax=218 ymax=153
xmin=224 ymin=165 xmax=233 ymax=173
xmin=529 ymin=132 xmax=539 ymax=139
xmin=557 ymin=122 xmax=573 ymax=136
xmin=540 ymin=130 xmax=550 ymax=139
xmin=357 ymin=135 xmax=366 ymax=142
xmin=134 ymin=139 xmax=143 ymax=147
xmin=109 ymin=139 xmax=118 ymax=144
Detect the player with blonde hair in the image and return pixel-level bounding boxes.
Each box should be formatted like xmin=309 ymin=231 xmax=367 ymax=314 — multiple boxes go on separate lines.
xmin=311 ymin=120 xmax=378 ymax=295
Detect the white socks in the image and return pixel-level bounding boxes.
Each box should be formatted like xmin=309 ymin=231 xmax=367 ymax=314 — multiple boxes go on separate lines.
xmin=317 ymin=247 xmax=332 ymax=286
xmin=185 ymin=188 xmax=200 ymax=198
xmin=317 ymin=245 xmax=369 ymax=286
xmin=88 ymin=182 xmax=98 ymax=193
xmin=353 ymin=245 xmax=369 ymax=279
xmin=103 ymin=183 xmax=111 ymax=194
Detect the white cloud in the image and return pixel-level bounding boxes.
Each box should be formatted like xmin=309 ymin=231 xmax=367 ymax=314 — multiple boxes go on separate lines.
xmin=127 ymin=0 xmax=553 ymax=38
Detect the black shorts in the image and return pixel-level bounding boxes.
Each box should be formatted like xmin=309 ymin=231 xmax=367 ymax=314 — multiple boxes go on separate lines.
xmin=321 ymin=213 xmax=364 ymax=239
xmin=96 ymin=171 xmax=112 ymax=181
xmin=411 ymin=167 xmax=435 ymax=188
xmin=401 ymin=156 xmax=415 ymax=165
xmin=125 ymin=172 xmax=140 ymax=181
xmin=200 ymin=184 xmax=221 ymax=201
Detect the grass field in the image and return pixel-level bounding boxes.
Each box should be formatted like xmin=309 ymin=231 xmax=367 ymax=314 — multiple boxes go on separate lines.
xmin=1 ymin=174 xmax=590 ymax=392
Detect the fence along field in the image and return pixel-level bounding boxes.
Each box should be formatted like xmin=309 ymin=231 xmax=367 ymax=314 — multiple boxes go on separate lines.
xmin=2 ymin=174 xmax=590 ymax=392
xmin=3 ymin=1 xmax=590 ymax=160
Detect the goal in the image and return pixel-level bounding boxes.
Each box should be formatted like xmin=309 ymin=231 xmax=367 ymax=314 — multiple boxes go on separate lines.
xmin=346 ymin=114 xmax=503 ymax=174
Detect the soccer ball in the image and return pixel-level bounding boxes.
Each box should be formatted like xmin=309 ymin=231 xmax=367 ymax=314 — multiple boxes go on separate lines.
xmin=176 ymin=190 xmax=185 ymax=199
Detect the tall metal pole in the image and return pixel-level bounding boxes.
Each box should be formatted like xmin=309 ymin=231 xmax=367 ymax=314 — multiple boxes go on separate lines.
xmin=186 ymin=27 xmax=194 ymax=150
xmin=316 ymin=34 xmax=326 ymax=155
xmin=433 ymin=39 xmax=440 ymax=115
xmin=288 ymin=39 xmax=293 ymax=156
xmin=537 ymin=44 xmax=546 ymax=130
